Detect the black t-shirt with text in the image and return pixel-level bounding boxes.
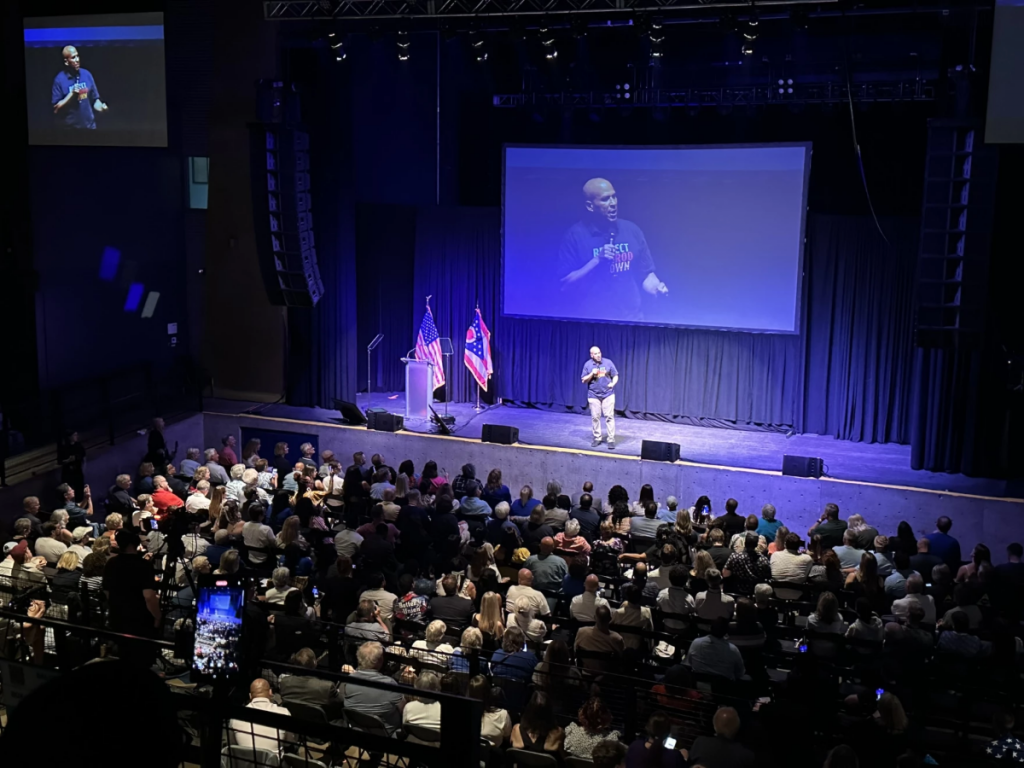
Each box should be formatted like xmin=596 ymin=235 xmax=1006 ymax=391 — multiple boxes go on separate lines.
xmin=558 ymin=218 xmax=656 ymax=322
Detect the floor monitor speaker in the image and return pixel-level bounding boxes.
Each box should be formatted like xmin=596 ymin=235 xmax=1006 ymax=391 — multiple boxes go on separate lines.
xmin=641 ymin=440 xmax=680 ymax=462
xmin=782 ymin=455 xmax=823 ymax=478
xmin=482 ymin=424 xmax=519 ymax=445
xmin=334 ymin=399 xmax=367 ymax=425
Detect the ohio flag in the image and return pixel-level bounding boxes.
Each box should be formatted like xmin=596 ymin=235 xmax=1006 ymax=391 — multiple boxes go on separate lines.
xmin=464 ymin=308 xmax=493 ymax=391
xmin=415 ymin=305 xmax=445 ymax=391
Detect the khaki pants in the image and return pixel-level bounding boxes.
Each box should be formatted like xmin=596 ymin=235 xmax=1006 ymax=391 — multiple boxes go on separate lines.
xmin=588 ymin=394 xmax=615 ymax=441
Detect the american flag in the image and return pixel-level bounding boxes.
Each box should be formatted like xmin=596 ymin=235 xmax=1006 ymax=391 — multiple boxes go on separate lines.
xmin=415 ymin=305 xmax=445 ymax=391
xmin=464 ymin=308 xmax=493 ymax=391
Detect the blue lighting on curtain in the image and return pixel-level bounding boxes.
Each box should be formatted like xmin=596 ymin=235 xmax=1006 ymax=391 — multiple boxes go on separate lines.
xmin=124 ymin=282 xmax=144 ymax=312
xmin=99 ymin=246 xmax=120 ymax=281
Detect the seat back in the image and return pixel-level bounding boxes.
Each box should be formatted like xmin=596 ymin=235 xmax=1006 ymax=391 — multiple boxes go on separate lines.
xmin=221 ymin=744 xmax=280 ymax=768
xmin=344 ymin=708 xmax=392 ymax=739
xmin=403 ymin=723 xmax=442 ymax=745
xmin=281 ymin=755 xmax=328 ymax=768
xmin=506 ymin=747 xmax=560 ymax=768
xmin=283 ymin=700 xmax=328 ymax=723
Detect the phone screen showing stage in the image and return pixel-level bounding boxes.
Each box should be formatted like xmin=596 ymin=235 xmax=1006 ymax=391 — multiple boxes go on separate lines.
xmin=192 ymin=581 xmax=245 ymax=679
xmin=23 ymin=12 xmax=168 ymax=147
xmin=503 ymin=143 xmax=810 ymax=332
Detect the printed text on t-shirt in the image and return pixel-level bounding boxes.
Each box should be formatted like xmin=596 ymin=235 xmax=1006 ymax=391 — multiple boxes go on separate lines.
xmin=593 ymin=243 xmax=634 ymax=274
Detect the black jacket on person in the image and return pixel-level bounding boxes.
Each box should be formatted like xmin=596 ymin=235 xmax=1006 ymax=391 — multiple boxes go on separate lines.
xmin=107 ymin=486 xmax=136 ymax=515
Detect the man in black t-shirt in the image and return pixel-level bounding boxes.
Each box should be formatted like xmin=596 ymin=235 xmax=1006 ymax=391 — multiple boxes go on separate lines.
xmin=103 ymin=528 xmax=160 ymax=638
xmin=558 ymin=177 xmax=669 ymax=322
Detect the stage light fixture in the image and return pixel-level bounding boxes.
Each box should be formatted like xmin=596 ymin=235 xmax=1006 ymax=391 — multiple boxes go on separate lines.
xmin=649 ymin=17 xmax=665 ymax=43
xmin=741 ymin=43 xmax=754 ymax=56
xmin=743 ymin=12 xmax=759 ymax=41
xmin=615 ymin=83 xmax=631 ymax=99
xmin=397 ymin=29 xmax=410 ymax=61
xmin=539 ymin=24 xmax=558 ymax=60
xmin=470 ymin=29 xmax=487 ymax=61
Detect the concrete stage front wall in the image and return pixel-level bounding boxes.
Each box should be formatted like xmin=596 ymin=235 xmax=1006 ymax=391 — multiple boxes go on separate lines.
xmin=204 ymin=411 xmax=1023 ymax=557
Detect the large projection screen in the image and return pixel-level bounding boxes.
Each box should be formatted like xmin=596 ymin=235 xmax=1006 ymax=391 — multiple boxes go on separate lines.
xmin=502 ymin=143 xmax=811 ymax=333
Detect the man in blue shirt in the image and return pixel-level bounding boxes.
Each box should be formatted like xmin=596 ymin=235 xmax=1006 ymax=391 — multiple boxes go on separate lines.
xmin=52 ymin=46 xmax=108 ymax=129
xmin=558 ymin=177 xmax=669 ymax=322
xmin=924 ymin=516 xmax=963 ymax=571
xmin=581 ymin=346 xmax=619 ymax=449
xmin=570 ymin=493 xmax=602 ymax=541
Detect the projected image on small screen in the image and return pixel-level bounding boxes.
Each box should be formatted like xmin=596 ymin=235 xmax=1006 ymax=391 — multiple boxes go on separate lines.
xmin=24 ymin=13 xmax=168 ymax=147
xmin=192 ymin=584 xmax=244 ymax=677
xmin=503 ymin=144 xmax=810 ymax=333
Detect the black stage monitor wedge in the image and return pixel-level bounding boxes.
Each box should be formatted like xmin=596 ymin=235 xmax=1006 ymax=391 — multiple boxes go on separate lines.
xmin=334 ymin=399 xmax=367 ymax=425
xmin=782 ymin=455 xmax=823 ymax=478
xmin=641 ymin=440 xmax=680 ymax=462
xmin=482 ymin=424 xmax=518 ymax=445
xmin=367 ymin=408 xmax=404 ymax=433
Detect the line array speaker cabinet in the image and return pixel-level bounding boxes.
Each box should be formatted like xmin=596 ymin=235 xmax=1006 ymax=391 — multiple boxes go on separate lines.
xmin=367 ymin=408 xmax=403 ymax=433
xmin=249 ymin=119 xmax=325 ymax=308
xmin=782 ymin=455 xmax=823 ymax=478
xmin=640 ymin=440 xmax=680 ymax=462
xmin=482 ymin=424 xmax=519 ymax=445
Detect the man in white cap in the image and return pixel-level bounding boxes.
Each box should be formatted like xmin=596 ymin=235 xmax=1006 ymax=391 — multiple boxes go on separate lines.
xmin=68 ymin=527 xmax=94 ymax=567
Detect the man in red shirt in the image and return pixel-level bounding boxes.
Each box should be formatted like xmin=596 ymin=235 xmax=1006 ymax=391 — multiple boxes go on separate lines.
xmin=151 ymin=476 xmax=181 ymax=515
xmin=218 ymin=435 xmax=239 ymax=470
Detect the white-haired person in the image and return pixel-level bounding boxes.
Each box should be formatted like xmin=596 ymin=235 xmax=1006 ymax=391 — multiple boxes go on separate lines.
xmin=203 ymin=448 xmax=230 ymax=486
xmin=485 ymin=501 xmax=520 ymax=547
xmin=179 ymin=447 xmax=202 ymax=479
xmin=264 ymin=567 xmax=298 ymax=605
xmin=298 ymin=442 xmax=317 ymax=469
xmin=411 ymin=620 xmax=455 ymax=667
xmin=756 ymin=503 xmax=783 ymax=540
xmin=242 ymin=467 xmax=271 ymax=506
xmin=186 ymin=480 xmax=212 ymax=515
xmin=507 ymin=595 xmax=548 ymax=645
xmin=554 ymin=518 xmax=592 ymax=559
xmin=225 ymin=464 xmax=247 ymax=505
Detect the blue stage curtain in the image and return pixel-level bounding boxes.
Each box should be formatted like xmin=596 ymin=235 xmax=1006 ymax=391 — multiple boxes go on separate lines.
xmin=801 ymin=215 xmax=919 ymax=443
xmin=356 ymin=203 xmax=417 ymax=394
xmin=412 ymin=207 xmax=503 ymax=405
xmin=406 ymin=208 xmax=920 ymax=439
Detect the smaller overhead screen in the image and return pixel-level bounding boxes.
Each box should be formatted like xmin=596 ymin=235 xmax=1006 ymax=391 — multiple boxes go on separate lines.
xmin=24 ymin=13 xmax=168 ymax=147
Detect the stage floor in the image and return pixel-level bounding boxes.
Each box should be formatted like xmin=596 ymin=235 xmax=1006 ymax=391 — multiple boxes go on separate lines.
xmin=206 ymin=394 xmax=1013 ymax=499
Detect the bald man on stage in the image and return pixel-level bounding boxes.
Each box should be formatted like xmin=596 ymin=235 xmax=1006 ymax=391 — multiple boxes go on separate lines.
xmin=52 ymin=45 xmax=108 ymax=130
xmin=558 ymin=177 xmax=668 ymax=322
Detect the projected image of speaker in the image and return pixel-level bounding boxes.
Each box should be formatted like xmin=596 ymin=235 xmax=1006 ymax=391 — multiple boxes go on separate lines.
xmin=482 ymin=425 xmax=518 ymax=445
xmin=333 ymin=399 xmax=367 ymax=426
xmin=367 ymin=408 xmax=403 ymax=433
xmin=782 ymin=455 xmax=823 ymax=478
xmin=641 ymin=440 xmax=680 ymax=462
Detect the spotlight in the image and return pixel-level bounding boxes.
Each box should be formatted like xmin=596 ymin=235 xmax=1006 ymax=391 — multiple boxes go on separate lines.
xmin=741 ymin=43 xmax=754 ymax=56
xmin=469 ymin=29 xmax=487 ymax=61
xmin=539 ymin=24 xmax=558 ymax=60
xmin=743 ymin=11 xmax=759 ymax=41
xmin=397 ymin=29 xmax=410 ymax=61
xmin=615 ymin=83 xmax=631 ymax=99
xmin=649 ymin=17 xmax=665 ymax=44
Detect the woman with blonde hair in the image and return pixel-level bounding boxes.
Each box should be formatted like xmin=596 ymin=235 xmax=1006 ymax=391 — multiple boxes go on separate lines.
xmin=473 ymin=591 xmax=505 ymax=651
xmin=592 ymin=519 xmax=624 ymax=554
xmin=208 ymin=485 xmax=228 ymax=525
xmin=102 ymin=513 xmax=123 ymax=543
xmin=411 ymin=620 xmax=455 ymax=666
xmin=687 ymin=549 xmax=715 ymax=594
xmin=393 ymin=472 xmax=410 ymax=502
xmin=276 ymin=515 xmax=308 ymax=551
xmin=674 ymin=508 xmax=694 ymax=538
xmin=451 ymin=626 xmax=489 ymax=674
